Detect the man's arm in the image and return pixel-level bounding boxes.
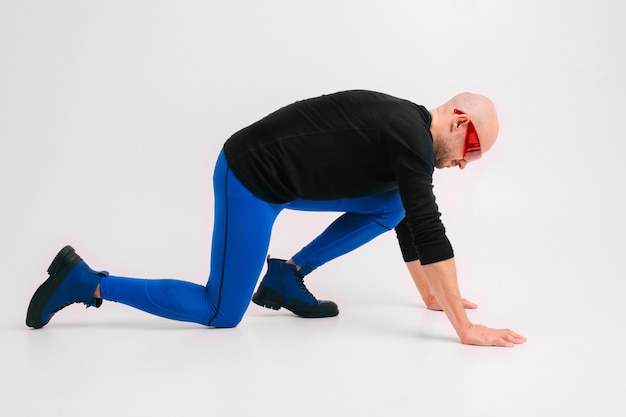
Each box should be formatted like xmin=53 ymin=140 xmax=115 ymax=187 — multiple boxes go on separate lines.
xmin=417 ymin=258 xmax=526 ymax=347
xmin=406 ymin=260 xmax=477 ymax=311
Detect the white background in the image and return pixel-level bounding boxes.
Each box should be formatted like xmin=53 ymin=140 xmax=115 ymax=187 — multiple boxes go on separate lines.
xmin=1 ymin=1 xmax=625 ymax=416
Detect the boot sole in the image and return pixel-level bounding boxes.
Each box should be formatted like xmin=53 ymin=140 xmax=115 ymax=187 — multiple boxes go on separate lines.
xmin=26 ymin=245 xmax=83 ymax=329
xmin=252 ymin=285 xmax=339 ymax=318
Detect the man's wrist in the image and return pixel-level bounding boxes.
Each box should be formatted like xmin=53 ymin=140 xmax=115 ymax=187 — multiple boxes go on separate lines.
xmin=453 ymin=321 xmax=473 ymax=339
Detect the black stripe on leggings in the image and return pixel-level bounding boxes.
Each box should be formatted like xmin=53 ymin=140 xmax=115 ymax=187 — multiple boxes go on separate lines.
xmin=207 ymin=166 xmax=229 ymax=326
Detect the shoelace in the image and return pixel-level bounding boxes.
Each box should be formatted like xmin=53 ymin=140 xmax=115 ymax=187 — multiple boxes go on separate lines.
xmin=295 ymin=276 xmax=318 ymax=302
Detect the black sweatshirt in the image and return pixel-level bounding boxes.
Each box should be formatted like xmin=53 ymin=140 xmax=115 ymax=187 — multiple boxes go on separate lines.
xmin=223 ymin=90 xmax=453 ymax=265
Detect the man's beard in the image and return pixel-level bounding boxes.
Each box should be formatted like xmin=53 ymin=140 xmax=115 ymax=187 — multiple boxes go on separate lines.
xmin=434 ymin=141 xmax=453 ymax=168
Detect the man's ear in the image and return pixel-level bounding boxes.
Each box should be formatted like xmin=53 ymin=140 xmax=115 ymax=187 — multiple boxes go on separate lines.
xmin=453 ymin=114 xmax=469 ymax=131
xmin=452 ymin=108 xmax=470 ymax=131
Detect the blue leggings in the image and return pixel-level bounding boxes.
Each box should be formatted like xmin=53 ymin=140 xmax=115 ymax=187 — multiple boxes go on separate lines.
xmin=99 ymin=151 xmax=405 ymax=327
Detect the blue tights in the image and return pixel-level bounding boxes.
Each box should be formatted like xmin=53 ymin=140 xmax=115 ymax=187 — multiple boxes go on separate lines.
xmin=99 ymin=151 xmax=405 ymax=327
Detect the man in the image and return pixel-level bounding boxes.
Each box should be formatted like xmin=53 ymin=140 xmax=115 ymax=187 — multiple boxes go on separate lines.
xmin=26 ymin=90 xmax=526 ymax=347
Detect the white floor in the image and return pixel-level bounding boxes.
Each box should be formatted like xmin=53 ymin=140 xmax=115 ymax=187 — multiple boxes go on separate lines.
xmin=2 ymin=1 xmax=626 ymax=416
xmin=4 ymin=229 xmax=625 ymax=417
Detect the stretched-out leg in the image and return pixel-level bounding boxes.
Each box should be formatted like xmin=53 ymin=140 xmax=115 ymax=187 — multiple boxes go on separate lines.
xmin=100 ymin=151 xmax=280 ymax=327
xmin=203 ymin=152 xmax=280 ymax=326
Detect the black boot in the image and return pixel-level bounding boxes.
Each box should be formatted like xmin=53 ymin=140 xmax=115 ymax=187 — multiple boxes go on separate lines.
xmin=252 ymin=257 xmax=338 ymax=318
xmin=26 ymin=246 xmax=106 ymax=329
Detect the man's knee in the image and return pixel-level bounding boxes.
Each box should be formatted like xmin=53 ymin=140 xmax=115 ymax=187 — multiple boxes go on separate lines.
xmin=207 ymin=310 xmax=244 ymax=328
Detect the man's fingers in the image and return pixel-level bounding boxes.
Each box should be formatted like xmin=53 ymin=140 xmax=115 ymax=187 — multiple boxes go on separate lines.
xmin=461 ymin=298 xmax=478 ymax=309
xmin=426 ymin=302 xmax=443 ymax=311
xmin=428 ymin=298 xmax=476 ymax=310
xmin=462 ymin=324 xmax=527 ymax=347
xmin=500 ymin=329 xmax=527 ymax=345
xmin=508 ymin=332 xmax=527 ymax=343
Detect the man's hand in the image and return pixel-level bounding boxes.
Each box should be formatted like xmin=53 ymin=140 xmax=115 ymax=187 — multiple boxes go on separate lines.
xmin=424 ymin=293 xmax=477 ymax=311
xmin=406 ymin=258 xmax=526 ymax=347
xmin=420 ymin=259 xmax=526 ymax=347
xmin=458 ymin=323 xmax=527 ymax=347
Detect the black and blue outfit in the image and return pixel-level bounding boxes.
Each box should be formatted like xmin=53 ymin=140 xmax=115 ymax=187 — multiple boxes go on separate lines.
xmin=27 ymin=90 xmax=454 ymax=329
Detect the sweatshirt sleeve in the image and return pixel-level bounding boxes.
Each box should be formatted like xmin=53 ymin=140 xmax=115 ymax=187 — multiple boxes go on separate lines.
xmin=394 ymin=217 xmax=420 ymax=262
xmin=384 ymin=104 xmax=454 ymax=265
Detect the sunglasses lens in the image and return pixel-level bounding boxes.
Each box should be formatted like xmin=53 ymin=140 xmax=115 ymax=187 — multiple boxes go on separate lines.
xmin=464 ymin=121 xmax=482 ymax=162
xmin=464 ymin=148 xmax=481 ymax=162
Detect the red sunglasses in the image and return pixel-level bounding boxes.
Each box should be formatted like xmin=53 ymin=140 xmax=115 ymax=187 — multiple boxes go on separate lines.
xmin=454 ymin=109 xmax=482 ymax=162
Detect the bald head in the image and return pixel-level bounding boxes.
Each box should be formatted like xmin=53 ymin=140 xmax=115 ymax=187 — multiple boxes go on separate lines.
xmin=443 ymin=92 xmax=499 ymax=153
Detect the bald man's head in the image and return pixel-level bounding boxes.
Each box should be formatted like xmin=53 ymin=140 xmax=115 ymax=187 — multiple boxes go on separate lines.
xmin=444 ymin=92 xmax=499 ymax=153
xmin=428 ymin=92 xmax=499 ymax=169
